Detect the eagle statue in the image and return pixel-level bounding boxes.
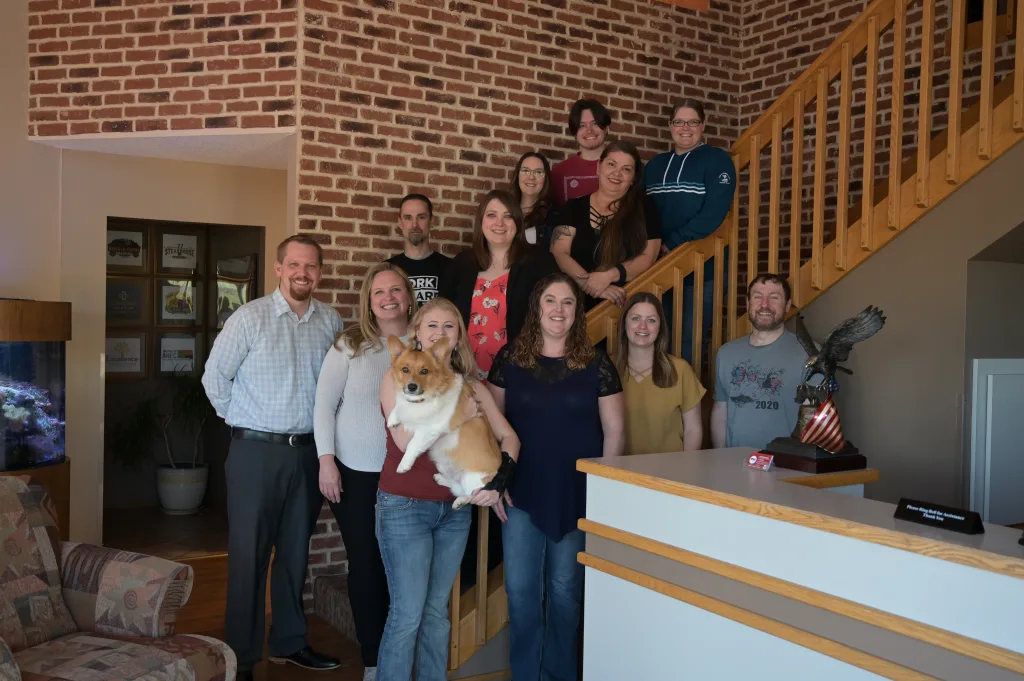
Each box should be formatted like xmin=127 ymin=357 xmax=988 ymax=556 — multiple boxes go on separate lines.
xmin=794 ymin=305 xmax=886 ymax=396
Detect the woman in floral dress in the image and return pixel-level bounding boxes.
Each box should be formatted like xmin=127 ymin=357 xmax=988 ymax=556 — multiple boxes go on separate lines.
xmin=442 ymin=188 xmax=559 ymax=381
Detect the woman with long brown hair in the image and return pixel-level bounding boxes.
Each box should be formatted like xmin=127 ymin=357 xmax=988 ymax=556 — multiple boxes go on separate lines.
xmin=313 ymin=261 xmax=417 ymax=680
xmin=486 ymin=272 xmax=625 ymax=681
xmin=440 ymin=188 xmax=559 ymax=382
xmin=550 ymin=140 xmax=662 ymax=310
xmin=615 ymin=292 xmax=705 ymax=455
xmin=508 ymin=151 xmax=558 ymax=250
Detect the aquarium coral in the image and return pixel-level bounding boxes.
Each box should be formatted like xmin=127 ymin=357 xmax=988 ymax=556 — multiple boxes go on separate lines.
xmin=0 ymin=376 xmax=65 ymax=469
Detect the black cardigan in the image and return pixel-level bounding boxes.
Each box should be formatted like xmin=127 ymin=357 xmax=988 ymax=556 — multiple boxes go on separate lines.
xmin=440 ymin=249 xmax=560 ymax=343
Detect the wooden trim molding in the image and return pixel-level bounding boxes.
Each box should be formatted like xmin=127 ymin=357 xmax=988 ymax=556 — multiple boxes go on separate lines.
xmin=781 ymin=469 xmax=880 ymax=489
xmin=577 ymin=459 xmax=1024 ymax=581
xmin=579 ymin=552 xmax=941 ymax=681
xmin=580 ymin=519 xmax=1024 ymax=676
xmin=0 ymin=299 xmax=72 ymax=342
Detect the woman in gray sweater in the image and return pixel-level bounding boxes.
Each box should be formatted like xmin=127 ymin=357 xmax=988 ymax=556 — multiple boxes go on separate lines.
xmin=313 ymin=261 xmax=417 ymax=681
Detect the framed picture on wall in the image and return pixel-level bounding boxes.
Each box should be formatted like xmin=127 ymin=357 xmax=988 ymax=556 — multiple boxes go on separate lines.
xmin=213 ymin=278 xmax=252 ymax=329
xmin=106 ymin=277 xmax=151 ymax=326
xmin=156 ymin=279 xmax=201 ymax=326
xmin=157 ymin=227 xmax=204 ymax=276
xmin=157 ymin=332 xmax=202 ymax=375
xmin=106 ymin=228 xmax=149 ymax=274
xmin=105 ymin=331 xmax=147 ymax=378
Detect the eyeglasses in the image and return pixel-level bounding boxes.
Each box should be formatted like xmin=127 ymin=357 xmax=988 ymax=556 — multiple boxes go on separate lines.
xmin=519 ymin=168 xmax=546 ymax=177
xmin=670 ymin=119 xmax=704 ymax=128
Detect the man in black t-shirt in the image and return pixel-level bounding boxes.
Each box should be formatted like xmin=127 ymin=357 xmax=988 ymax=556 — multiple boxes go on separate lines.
xmin=386 ymin=193 xmax=451 ymax=304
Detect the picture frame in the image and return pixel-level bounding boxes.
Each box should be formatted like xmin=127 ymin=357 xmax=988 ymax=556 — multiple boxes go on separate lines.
xmin=157 ymin=332 xmax=202 ymax=376
xmin=213 ymin=277 xmax=252 ymax=329
xmin=105 ymin=331 xmax=147 ymax=378
xmin=155 ymin=279 xmax=201 ymax=327
xmin=106 ymin=227 xmax=149 ymax=274
xmin=157 ymin=227 xmax=204 ymax=276
xmin=105 ymin=276 xmax=152 ymax=327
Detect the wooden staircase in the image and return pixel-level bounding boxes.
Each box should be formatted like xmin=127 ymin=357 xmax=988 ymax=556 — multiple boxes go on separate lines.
xmin=451 ymin=0 xmax=1024 ymax=671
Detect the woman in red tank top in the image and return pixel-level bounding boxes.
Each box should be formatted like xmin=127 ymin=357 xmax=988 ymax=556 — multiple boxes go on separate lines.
xmin=375 ymin=297 xmax=519 ymax=681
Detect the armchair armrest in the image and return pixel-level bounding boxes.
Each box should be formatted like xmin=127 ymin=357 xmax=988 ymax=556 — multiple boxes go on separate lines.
xmin=60 ymin=542 xmax=194 ymax=638
xmin=0 ymin=637 xmax=20 ymax=681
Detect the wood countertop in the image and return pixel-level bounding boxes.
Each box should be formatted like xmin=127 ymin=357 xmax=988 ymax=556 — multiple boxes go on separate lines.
xmin=578 ymin=448 xmax=1024 ymax=580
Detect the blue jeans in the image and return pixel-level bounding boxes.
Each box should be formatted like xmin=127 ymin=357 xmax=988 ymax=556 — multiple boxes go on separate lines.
xmin=375 ymin=491 xmax=472 ymax=681
xmin=502 ymin=506 xmax=586 ymax=681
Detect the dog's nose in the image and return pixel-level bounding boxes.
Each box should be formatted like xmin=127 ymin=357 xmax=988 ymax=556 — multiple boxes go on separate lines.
xmin=406 ymin=382 xmax=419 ymax=394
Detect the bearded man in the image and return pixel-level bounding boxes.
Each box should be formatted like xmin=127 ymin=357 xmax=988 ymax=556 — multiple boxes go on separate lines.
xmin=203 ymin=234 xmax=343 ymax=680
xmin=385 ymin=193 xmax=450 ymax=303
xmin=710 ymin=273 xmax=812 ymax=450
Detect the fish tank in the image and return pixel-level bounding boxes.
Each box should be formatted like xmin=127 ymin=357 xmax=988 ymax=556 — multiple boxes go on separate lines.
xmin=0 ymin=300 xmax=70 ymax=472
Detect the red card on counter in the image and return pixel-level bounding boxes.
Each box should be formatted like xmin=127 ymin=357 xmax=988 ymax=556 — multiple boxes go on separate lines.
xmin=746 ymin=452 xmax=775 ymax=471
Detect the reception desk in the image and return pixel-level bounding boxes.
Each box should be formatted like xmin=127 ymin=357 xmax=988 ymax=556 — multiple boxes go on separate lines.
xmin=577 ymin=448 xmax=1024 ymax=681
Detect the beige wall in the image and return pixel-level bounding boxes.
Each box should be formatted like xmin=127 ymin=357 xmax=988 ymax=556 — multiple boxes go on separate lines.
xmin=0 ymin=0 xmax=61 ymax=299
xmin=965 ymin=260 xmax=1024 ymax=360
xmin=61 ymin=151 xmax=289 ymax=543
xmin=800 ymin=140 xmax=1024 ymax=509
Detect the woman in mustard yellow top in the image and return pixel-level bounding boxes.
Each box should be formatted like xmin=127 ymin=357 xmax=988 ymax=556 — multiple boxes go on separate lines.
xmin=615 ymin=292 xmax=706 ymax=454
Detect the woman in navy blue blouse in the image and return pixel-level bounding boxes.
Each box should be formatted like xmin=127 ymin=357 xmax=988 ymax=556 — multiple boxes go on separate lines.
xmin=486 ymin=272 xmax=625 ymax=681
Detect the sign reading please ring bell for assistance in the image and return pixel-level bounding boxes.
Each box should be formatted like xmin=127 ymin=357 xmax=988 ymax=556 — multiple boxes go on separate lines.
xmin=746 ymin=453 xmax=775 ymax=471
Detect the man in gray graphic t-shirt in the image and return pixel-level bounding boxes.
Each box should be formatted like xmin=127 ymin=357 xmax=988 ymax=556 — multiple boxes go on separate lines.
xmin=711 ymin=273 xmax=815 ymax=451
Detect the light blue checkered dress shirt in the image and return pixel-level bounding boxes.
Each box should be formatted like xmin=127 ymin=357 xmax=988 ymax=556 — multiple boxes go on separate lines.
xmin=202 ymin=287 xmax=344 ymax=434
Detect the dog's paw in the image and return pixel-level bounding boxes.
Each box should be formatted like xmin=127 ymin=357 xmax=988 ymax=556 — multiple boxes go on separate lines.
xmin=433 ymin=473 xmax=447 ymax=486
xmin=386 ymin=408 xmax=400 ymax=428
xmin=396 ymin=456 xmax=415 ymax=474
xmin=452 ymin=496 xmax=469 ymax=510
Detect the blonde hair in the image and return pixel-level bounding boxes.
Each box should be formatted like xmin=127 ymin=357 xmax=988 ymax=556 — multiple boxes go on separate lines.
xmin=337 ymin=261 xmax=417 ymax=357
xmin=614 ymin=292 xmax=679 ymax=389
xmin=410 ymin=297 xmax=479 ymax=379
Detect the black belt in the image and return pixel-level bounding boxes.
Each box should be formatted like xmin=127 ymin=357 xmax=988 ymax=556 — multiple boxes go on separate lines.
xmin=231 ymin=427 xmax=314 ymax=448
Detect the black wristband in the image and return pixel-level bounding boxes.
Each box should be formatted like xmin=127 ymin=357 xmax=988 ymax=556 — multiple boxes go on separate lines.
xmin=615 ymin=263 xmax=627 ymax=286
xmin=482 ymin=451 xmax=516 ymax=494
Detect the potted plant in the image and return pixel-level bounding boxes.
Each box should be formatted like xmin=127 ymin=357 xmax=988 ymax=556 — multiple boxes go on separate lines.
xmin=109 ymin=371 xmax=215 ymax=515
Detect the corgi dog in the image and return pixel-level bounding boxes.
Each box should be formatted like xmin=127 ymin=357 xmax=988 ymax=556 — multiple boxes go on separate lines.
xmin=386 ymin=335 xmax=502 ymax=509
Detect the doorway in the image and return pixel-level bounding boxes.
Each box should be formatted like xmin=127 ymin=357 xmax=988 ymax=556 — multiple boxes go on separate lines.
xmin=102 ymin=216 xmax=264 ymax=560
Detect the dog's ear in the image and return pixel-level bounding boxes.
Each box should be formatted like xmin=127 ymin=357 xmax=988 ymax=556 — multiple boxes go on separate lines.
xmin=430 ymin=336 xmax=452 ymax=363
xmin=387 ymin=335 xmax=406 ymax=360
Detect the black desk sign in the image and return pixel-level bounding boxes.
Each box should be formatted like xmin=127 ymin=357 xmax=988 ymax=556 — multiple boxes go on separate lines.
xmin=894 ymin=498 xmax=984 ymax=535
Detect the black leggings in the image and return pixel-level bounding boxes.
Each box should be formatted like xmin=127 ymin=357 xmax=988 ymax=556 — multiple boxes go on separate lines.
xmin=329 ymin=461 xmax=389 ymax=668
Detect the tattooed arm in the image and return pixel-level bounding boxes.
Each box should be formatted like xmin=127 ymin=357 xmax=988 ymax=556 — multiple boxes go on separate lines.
xmin=549 ymin=224 xmax=590 ymax=280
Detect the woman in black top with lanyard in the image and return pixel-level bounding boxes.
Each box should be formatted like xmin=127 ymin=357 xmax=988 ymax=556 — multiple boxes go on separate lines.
xmin=550 ymin=140 xmax=662 ymax=310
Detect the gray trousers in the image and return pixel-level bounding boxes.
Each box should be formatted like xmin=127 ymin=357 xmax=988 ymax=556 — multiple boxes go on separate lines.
xmin=224 ymin=436 xmax=321 ymax=671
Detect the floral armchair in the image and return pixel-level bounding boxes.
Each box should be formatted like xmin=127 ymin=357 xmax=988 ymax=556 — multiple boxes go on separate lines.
xmin=0 ymin=475 xmax=235 ymax=681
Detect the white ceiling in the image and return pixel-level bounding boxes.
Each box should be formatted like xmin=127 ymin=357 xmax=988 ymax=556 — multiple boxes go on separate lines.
xmin=34 ymin=128 xmax=296 ymax=170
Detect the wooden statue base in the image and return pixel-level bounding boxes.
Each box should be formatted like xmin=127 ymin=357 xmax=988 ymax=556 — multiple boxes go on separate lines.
xmin=762 ymin=437 xmax=867 ymax=474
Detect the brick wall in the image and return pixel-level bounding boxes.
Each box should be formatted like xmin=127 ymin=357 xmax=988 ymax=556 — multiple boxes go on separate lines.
xmin=296 ymin=0 xmax=745 ymax=605
xmin=298 ymin=0 xmax=744 ymax=319
xmin=27 ymin=0 xmax=299 ymax=135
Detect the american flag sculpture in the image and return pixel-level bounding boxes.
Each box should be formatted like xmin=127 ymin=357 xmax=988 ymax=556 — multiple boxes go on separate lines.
xmin=793 ymin=306 xmax=887 ymax=454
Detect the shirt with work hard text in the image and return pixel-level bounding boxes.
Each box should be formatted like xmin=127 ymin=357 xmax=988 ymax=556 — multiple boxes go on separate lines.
xmin=202 ymin=287 xmax=343 ymax=435
xmin=713 ymin=330 xmax=810 ymax=451
xmin=386 ymin=251 xmax=451 ymax=304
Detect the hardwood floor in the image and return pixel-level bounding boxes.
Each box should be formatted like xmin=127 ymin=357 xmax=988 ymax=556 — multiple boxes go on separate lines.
xmin=196 ymin=616 xmax=366 ymax=681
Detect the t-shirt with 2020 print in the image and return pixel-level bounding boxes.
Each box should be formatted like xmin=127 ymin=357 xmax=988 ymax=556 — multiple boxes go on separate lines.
xmin=713 ymin=330 xmax=810 ymax=450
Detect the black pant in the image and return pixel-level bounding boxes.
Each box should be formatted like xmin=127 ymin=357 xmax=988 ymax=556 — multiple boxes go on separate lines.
xmin=328 ymin=461 xmax=389 ymax=668
xmin=224 ymin=437 xmax=321 ymax=672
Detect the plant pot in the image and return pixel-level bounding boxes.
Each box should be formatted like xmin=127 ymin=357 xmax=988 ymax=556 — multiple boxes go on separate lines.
xmin=157 ymin=463 xmax=208 ymax=515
